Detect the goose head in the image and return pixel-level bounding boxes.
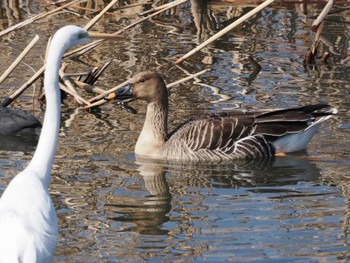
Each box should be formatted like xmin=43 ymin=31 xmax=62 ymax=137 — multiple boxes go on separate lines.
xmin=116 ymin=71 xmax=168 ymax=104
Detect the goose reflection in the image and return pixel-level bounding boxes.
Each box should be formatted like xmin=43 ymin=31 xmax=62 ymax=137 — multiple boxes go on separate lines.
xmin=169 ymin=154 xmax=322 ymax=190
xmin=105 ymin=153 xmax=322 ymax=236
xmin=105 ymin=161 xmax=171 ymax=235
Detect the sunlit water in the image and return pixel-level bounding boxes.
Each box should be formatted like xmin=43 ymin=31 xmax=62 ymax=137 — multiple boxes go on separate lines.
xmin=0 ymin=1 xmax=349 ymax=262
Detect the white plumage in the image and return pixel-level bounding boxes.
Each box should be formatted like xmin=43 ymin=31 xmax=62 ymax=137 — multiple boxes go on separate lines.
xmin=0 ymin=25 xmax=93 ymax=263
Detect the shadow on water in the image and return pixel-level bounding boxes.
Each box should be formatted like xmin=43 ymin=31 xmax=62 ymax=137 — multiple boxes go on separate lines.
xmin=0 ymin=134 xmax=38 ymax=152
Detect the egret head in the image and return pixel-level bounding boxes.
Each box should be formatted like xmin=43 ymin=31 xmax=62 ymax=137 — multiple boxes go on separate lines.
xmin=49 ymin=25 xmax=123 ymax=55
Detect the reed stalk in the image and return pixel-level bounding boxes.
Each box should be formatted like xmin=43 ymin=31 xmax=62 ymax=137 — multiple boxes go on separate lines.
xmin=83 ymin=69 xmax=210 ymax=110
xmin=0 ymin=35 xmax=39 ymax=85
xmin=0 ymin=0 xmax=85 ymax=37
xmin=311 ymin=0 xmax=334 ymax=32
xmin=84 ymin=0 xmax=119 ymax=30
xmin=65 ymin=0 xmax=188 ymax=58
xmin=174 ymin=0 xmax=275 ymax=64
xmin=1 ymin=0 xmax=117 ymax=106
xmin=59 ymin=64 xmax=90 ymax=105
xmin=166 ymin=69 xmax=210 ymax=88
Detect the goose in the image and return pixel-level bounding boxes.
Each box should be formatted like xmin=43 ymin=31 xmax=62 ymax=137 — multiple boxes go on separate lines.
xmin=0 ymin=106 xmax=41 ymax=136
xmin=114 ymin=71 xmax=337 ymax=162
xmin=0 ymin=25 xmax=121 ymax=262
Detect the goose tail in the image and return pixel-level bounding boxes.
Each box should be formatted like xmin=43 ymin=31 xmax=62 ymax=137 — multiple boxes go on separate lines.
xmin=272 ymin=106 xmax=337 ymax=154
xmin=305 ymin=107 xmax=337 ymax=131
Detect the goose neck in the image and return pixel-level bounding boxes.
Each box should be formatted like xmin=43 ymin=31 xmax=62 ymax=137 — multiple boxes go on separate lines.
xmin=144 ymin=100 xmax=168 ymax=141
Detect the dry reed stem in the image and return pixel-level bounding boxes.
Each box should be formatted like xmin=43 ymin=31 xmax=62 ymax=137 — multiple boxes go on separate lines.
xmin=2 ymin=37 xmax=51 ymax=107
xmin=71 ymin=2 xmax=147 ymax=18
xmin=0 ymin=65 xmax=45 ymax=107
xmin=312 ymin=23 xmax=324 ymax=54
xmin=88 ymin=67 xmax=209 ymax=104
xmin=321 ymin=52 xmax=330 ymax=62
xmin=88 ymin=78 xmax=130 ymax=103
xmin=303 ymin=22 xmax=324 ymax=64
xmin=166 ymin=69 xmax=210 ymax=88
xmin=80 ymin=99 xmax=109 ymax=110
xmin=2 ymin=0 xmax=116 ymax=106
xmin=65 ymin=0 xmax=188 ymax=58
xmin=83 ymin=68 xmax=210 ymax=110
xmin=0 ymin=0 xmax=85 ymax=37
xmin=82 ymin=61 xmax=112 ymax=85
xmin=0 ymin=35 xmax=40 ymax=85
xmin=208 ymin=0 xmax=335 ymax=3
xmin=58 ymin=83 xmax=90 ymax=105
xmin=59 ymin=64 xmax=90 ymax=105
xmin=73 ymin=80 xmax=107 ymax=94
xmin=67 ymin=5 xmax=101 ymax=13
xmin=84 ymin=0 xmax=119 ymax=30
xmin=139 ymin=1 xmax=176 ymax=16
xmin=174 ymin=0 xmax=275 ymax=64
xmin=52 ymin=0 xmax=74 ymax=5
xmin=311 ymin=0 xmax=334 ymax=32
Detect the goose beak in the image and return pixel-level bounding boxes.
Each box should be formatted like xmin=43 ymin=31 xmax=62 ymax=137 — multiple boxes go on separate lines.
xmin=88 ymin=31 xmax=124 ymax=40
xmin=106 ymin=83 xmax=133 ymax=101
xmin=105 ymin=83 xmax=137 ymax=114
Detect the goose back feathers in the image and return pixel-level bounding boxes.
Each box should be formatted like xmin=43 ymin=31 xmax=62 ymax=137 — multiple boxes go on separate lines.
xmin=116 ymin=71 xmax=337 ymax=162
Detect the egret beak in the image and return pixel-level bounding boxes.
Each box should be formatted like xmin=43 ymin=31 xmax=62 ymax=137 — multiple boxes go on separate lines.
xmin=88 ymin=31 xmax=124 ymax=40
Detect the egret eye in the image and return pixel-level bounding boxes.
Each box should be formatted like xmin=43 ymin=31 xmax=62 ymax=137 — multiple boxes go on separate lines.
xmin=78 ymin=31 xmax=89 ymax=39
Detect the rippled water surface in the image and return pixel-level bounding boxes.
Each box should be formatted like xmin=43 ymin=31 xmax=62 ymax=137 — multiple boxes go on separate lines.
xmin=0 ymin=1 xmax=350 ymax=262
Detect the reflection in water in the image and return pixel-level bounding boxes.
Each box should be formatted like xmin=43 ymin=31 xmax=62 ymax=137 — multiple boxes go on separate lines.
xmin=81 ymin=154 xmax=350 ymax=262
xmin=190 ymin=0 xmax=216 ymax=42
xmin=0 ymin=0 xmax=22 ymax=29
xmin=105 ymin=162 xmax=171 ymax=235
xmin=0 ymin=134 xmax=38 ymax=152
xmin=167 ymin=153 xmax=322 ymax=189
xmin=104 ymin=154 xmax=322 ymax=238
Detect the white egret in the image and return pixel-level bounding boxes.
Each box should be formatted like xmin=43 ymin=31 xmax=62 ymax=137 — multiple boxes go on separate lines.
xmin=0 ymin=25 xmax=121 ymax=262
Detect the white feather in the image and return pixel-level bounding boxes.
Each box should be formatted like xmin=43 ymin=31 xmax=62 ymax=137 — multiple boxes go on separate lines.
xmin=272 ymin=112 xmax=336 ymax=153
xmin=0 ymin=25 xmax=92 ymax=263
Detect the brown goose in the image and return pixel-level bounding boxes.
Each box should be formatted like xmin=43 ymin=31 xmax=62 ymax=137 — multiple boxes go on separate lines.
xmin=114 ymin=71 xmax=337 ymax=162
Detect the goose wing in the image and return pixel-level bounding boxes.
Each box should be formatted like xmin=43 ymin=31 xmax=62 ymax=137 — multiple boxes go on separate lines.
xmin=253 ymin=104 xmax=335 ymax=138
xmin=166 ymin=104 xmax=335 ymax=159
xmin=167 ymin=112 xmax=274 ymax=159
xmin=198 ymin=104 xmax=334 ymax=139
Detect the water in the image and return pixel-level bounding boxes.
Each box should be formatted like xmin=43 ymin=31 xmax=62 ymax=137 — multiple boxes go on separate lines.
xmin=0 ymin=1 xmax=350 ymax=262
